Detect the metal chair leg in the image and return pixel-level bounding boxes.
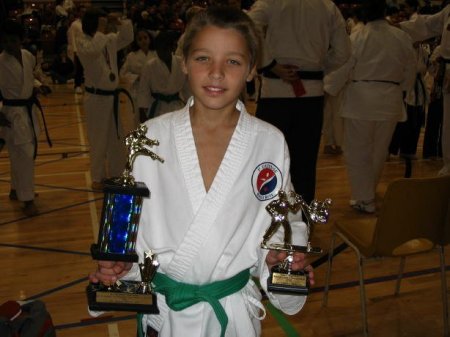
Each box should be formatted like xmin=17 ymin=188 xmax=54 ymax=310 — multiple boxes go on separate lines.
xmin=439 ymin=246 xmax=449 ymax=337
xmin=356 ymin=253 xmax=369 ymax=337
xmin=322 ymin=231 xmax=337 ymax=307
xmin=395 ymin=256 xmax=406 ymax=296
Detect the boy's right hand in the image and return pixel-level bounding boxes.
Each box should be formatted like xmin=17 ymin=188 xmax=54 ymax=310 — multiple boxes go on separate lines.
xmin=89 ymin=260 xmax=132 ymax=286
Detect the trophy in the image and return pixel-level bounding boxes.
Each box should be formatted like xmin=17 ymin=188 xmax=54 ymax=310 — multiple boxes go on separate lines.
xmin=86 ymin=124 xmax=163 ymax=313
xmin=261 ymin=190 xmax=331 ymax=295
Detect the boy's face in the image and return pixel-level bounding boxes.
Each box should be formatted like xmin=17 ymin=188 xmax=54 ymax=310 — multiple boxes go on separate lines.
xmin=182 ymin=25 xmax=255 ymax=114
xmin=1 ymin=34 xmax=21 ymax=55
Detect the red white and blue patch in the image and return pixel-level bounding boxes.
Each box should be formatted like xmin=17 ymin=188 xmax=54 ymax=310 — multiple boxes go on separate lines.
xmin=252 ymin=162 xmax=283 ymax=201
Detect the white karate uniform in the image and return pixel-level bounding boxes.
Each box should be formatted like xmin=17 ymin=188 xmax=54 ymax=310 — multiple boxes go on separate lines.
xmin=400 ymin=6 xmax=450 ymax=173
xmin=67 ymin=18 xmax=82 ymax=62
xmin=0 ymin=50 xmax=39 ymax=201
xmin=120 ymin=49 xmax=157 ymax=127
xmin=77 ymin=20 xmax=133 ymax=183
xmin=125 ymin=98 xmax=308 ymax=337
xmin=137 ymin=55 xmax=188 ymax=118
xmin=248 ymin=0 xmax=351 ymax=98
xmin=326 ymin=20 xmax=416 ymax=201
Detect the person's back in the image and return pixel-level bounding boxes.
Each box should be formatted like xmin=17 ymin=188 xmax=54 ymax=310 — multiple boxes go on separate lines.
xmin=256 ymin=0 xmax=348 ymax=73
xmin=248 ymin=0 xmax=350 ymax=204
xmin=342 ymin=15 xmax=416 ymax=120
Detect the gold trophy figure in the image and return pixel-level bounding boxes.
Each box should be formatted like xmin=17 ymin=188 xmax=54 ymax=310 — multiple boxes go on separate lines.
xmin=261 ymin=190 xmax=331 ymax=294
xmin=87 ymin=124 xmax=163 ymax=313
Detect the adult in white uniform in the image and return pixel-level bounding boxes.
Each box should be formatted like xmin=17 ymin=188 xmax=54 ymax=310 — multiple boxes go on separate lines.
xmin=399 ymin=3 xmax=450 ymax=175
xmin=248 ymin=0 xmax=351 ymax=204
xmin=90 ymin=7 xmax=312 ymax=337
xmin=0 ymin=20 xmax=41 ymax=216
xmin=389 ymin=1 xmax=429 ymax=159
xmin=326 ymin=0 xmax=416 ymax=213
xmin=67 ymin=5 xmax=86 ymax=94
xmin=120 ymin=29 xmax=157 ymax=127
xmin=137 ymin=31 xmax=188 ymax=121
xmin=77 ymin=8 xmax=134 ymax=190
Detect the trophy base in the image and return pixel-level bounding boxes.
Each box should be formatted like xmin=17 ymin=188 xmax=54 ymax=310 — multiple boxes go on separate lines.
xmin=90 ymin=244 xmax=139 ymax=263
xmin=86 ymin=282 xmax=159 ymax=314
xmin=261 ymin=242 xmax=322 ymax=254
xmin=267 ymin=266 xmax=309 ymax=295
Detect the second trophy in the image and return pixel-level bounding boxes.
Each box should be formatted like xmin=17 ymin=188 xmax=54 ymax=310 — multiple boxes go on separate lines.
xmin=261 ymin=190 xmax=331 ymax=295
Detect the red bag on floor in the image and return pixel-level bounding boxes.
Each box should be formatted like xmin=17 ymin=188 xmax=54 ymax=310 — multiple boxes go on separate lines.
xmin=0 ymin=300 xmax=56 ymax=337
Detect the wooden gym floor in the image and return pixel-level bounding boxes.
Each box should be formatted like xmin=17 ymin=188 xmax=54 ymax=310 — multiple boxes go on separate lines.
xmin=0 ymin=83 xmax=447 ymax=337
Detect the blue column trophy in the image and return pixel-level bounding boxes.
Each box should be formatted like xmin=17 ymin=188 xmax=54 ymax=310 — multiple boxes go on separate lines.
xmin=261 ymin=190 xmax=331 ymax=295
xmin=86 ymin=124 xmax=163 ymax=313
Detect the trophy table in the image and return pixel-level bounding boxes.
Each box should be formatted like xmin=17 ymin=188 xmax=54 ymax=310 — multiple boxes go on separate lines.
xmin=261 ymin=190 xmax=331 ymax=295
xmin=86 ymin=124 xmax=163 ymax=313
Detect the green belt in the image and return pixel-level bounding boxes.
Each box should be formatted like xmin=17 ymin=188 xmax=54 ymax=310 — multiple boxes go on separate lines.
xmin=150 ymin=268 xmax=250 ymax=337
xmin=148 ymin=92 xmax=180 ymax=119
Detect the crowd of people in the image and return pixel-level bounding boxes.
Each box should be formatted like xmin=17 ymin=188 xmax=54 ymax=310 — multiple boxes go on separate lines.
xmin=0 ymin=0 xmax=449 ymax=336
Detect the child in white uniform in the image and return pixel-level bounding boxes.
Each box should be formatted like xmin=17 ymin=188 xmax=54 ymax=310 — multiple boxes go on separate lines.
xmin=0 ymin=20 xmax=41 ymax=216
xmin=90 ymin=6 xmax=314 ymax=337
xmin=137 ymin=30 xmax=189 ymax=121
xmin=120 ymin=29 xmax=157 ymax=126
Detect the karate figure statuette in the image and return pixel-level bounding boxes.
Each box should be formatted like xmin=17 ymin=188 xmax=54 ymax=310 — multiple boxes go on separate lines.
xmin=86 ymin=124 xmax=163 ymax=313
xmin=261 ymin=190 xmax=331 ymax=295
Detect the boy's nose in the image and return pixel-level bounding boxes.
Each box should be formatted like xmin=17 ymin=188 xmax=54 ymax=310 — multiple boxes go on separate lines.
xmin=209 ymin=63 xmax=224 ymax=80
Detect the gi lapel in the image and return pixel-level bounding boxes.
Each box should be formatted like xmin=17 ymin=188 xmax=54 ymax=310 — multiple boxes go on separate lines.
xmin=166 ymin=100 xmax=253 ymax=280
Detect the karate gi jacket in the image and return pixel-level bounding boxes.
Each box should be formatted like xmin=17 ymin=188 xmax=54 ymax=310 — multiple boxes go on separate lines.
xmin=0 ymin=49 xmax=39 ymax=145
xmin=77 ymin=19 xmax=133 ymax=91
xmin=325 ymin=20 xmax=416 ymax=121
xmin=248 ymin=0 xmax=351 ymax=97
xmin=126 ymin=98 xmax=308 ymax=337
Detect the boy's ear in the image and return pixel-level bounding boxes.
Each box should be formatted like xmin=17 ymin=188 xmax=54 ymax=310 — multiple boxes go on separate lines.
xmin=182 ymin=58 xmax=188 ymax=75
xmin=246 ymin=66 xmax=257 ymax=82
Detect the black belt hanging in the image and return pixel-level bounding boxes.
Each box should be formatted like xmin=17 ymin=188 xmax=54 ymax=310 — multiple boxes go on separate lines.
xmin=85 ymin=86 xmax=135 ymax=138
xmin=148 ymin=92 xmax=180 ymax=119
xmin=352 ymin=79 xmax=400 ymax=85
xmin=262 ymin=69 xmax=324 ymax=80
xmin=2 ymin=95 xmax=52 ymax=159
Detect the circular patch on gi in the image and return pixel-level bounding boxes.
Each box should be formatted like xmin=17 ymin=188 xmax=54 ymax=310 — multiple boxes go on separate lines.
xmin=252 ymin=162 xmax=283 ymax=201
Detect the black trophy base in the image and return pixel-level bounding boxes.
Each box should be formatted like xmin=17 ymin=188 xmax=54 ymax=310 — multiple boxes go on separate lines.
xmin=91 ymin=244 xmax=139 ymax=263
xmin=86 ymin=282 xmax=159 ymax=314
xmin=267 ymin=266 xmax=309 ymax=295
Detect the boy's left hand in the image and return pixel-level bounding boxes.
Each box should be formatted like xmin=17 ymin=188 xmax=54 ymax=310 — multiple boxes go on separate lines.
xmin=266 ymin=250 xmax=315 ymax=286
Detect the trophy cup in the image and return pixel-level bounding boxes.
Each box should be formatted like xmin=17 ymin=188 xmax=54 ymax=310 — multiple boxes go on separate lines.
xmin=261 ymin=190 xmax=331 ymax=295
xmin=86 ymin=124 xmax=163 ymax=313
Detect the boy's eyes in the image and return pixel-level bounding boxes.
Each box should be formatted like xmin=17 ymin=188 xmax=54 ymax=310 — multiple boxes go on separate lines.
xmin=228 ymin=59 xmax=242 ymax=66
xmin=194 ymin=56 xmax=209 ymax=62
xmin=193 ymin=56 xmax=242 ymax=66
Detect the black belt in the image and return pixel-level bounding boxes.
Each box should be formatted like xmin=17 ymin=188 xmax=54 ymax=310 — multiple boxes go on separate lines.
xmin=263 ymin=69 xmax=324 ymax=80
xmin=85 ymin=86 xmax=135 ymax=138
xmin=148 ymin=92 xmax=181 ymax=119
xmin=2 ymin=95 xmax=52 ymax=159
xmin=442 ymin=58 xmax=450 ymax=64
xmin=352 ymin=79 xmax=400 ymax=85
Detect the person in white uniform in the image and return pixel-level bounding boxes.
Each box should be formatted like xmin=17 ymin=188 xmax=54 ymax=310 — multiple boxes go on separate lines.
xmin=248 ymin=0 xmax=351 ymax=204
xmin=389 ymin=0 xmax=429 ymax=160
xmin=137 ymin=30 xmax=188 ymax=121
xmin=77 ymin=8 xmax=134 ymax=190
xmin=399 ymin=2 xmax=450 ymax=176
xmin=90 ymin=7 xmax=313 ymax=337
xmin=120 ymin=29 xmax=157 ymax=127
xmin=326 ymin=0 xmax=416 ymax=213
xmin=0 ymin=20 xmax=42 ymax=216
xmin=67 ymin=5 xmax=86 ymax=94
